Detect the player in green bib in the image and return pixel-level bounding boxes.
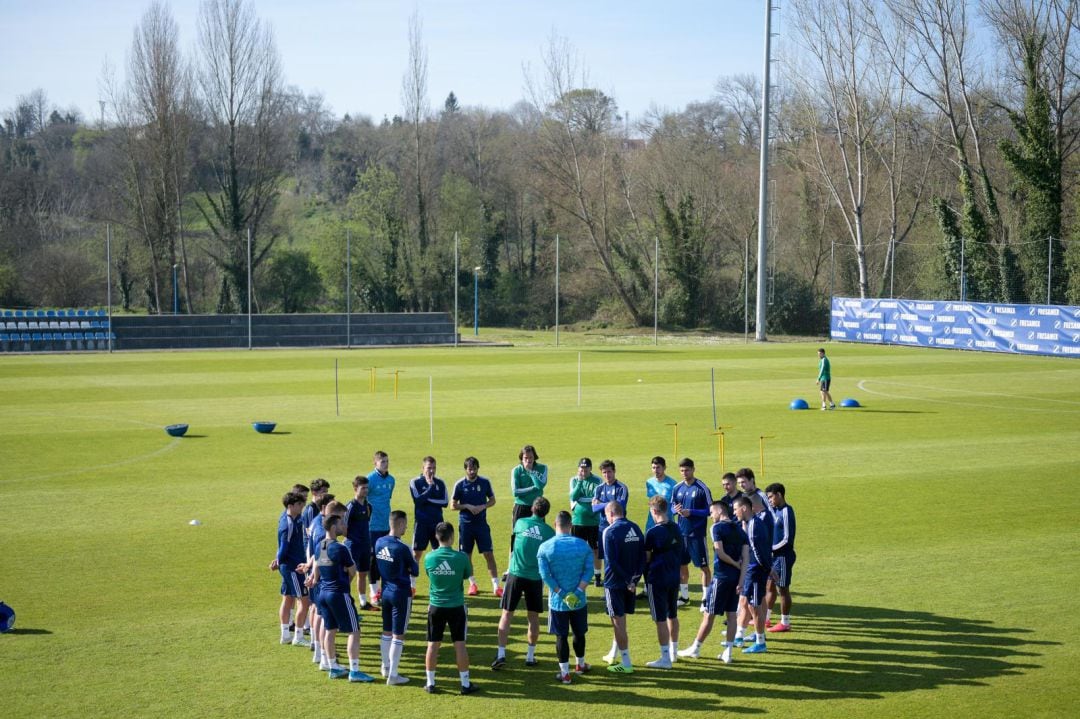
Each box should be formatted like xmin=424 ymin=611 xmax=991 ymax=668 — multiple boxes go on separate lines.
xmin=492 ymin=497 xmax=555 ymax=669
xmin=569 ymin=458 xmax=603 ymax=586
xmin=423 ymin=522 xmax=478 ymax=695
xmin=817 ymin=347 xmax=835 ymax=410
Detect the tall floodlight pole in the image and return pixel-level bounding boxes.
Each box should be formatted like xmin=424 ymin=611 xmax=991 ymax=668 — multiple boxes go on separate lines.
xmin=474 ymin=266 xmax=481 ymax=336
xmin=755 ymin=0 xmax=774 ymax=341
xmin=453 ymin=233 xmax=459 ymax=347
xmin=247 ymin=226 xmax=252 ymax=350
xmin=346 ymin=229 xmax=351 ymax=348
xmin=555 ymin=234 xmax=560 ymax=347
xmin=654 ymin=236 xmax=659 ymax=346
xmin=106 ymin=224 xmax=113 ymax=353
xmin=172 ymin=264 xmax=179 ymax=314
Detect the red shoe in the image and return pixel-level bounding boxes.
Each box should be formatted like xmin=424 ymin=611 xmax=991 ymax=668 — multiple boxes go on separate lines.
xmin=764 ymin=620 xmax=773 ymax=628
xmin=574 ymin=662 xmax=591 ymax=675
xmin=467 ymin=583 xmax=479 ymax=596
xmin=556 ymin=672 xmax=572 ymax=685
xmin=767 ymin=623 xmax=790 ymax=633
xmin=494 ymin=586 xmax=504 ymax=598
xmin=373 ymin=590 xmax=381 ymax=604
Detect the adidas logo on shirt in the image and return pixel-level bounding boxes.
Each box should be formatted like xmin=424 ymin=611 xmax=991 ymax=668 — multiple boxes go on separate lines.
xmin=376 ymin=547 xmax=394 ymax=563
xmin=431 ymin=560 xmax=456 ymax=576
xmin=520 ymin=525 xmax=547 ymax=541
xmin=624 ymin=532 xmax=641 ymax=543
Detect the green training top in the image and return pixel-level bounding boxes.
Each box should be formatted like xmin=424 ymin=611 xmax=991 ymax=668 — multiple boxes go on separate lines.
xmin=508 ymin=515 xmax=555 ymax=580
xmin=512 ymin=462 xmax=548 ymax=506
xmin=569 ymin=474 xmax=601 ymax=526
xmin=424 ymin=546 xmax=472 ymax=608
xmin=818 ymin=355 xmax=831 ymax=382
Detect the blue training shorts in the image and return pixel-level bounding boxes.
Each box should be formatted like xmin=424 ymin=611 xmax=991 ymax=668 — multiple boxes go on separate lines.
xmin=680 ymin=535 xmax=708 ymax=568
xmin=603 ymin=587 xmax=637 ymax=618
xmin=645 ymin=582 xmax=679 ymax=622
xmin=380 ymin=589 xmax=412 ymax=635
xmin=318 ymin=591 xmax=359 ymax=633
xmin=412 ymin=521 xmax=439 ymax=552
xmin=742 ymin=570 xmax=768 ymax=607
xmin=771 ymin=553 xmax=795 ymax=588
xmin=458 ymin=521 xmax=493 ymax=554
xmin=345 ymin=538 xmax=371 ymax=572
xmin=279 ymin=564 xmax=307 ymax=598
xmin=705 ymin=575 xmax=740 ymax=615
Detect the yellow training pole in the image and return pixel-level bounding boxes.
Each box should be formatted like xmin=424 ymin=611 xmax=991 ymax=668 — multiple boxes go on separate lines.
xmin=666 ymin=422 xmax=679 ymax=458
xmin=712 ymin=426 xmax=734 ymax=473
xmin=759 ymin=435 xmax=775 ymax=480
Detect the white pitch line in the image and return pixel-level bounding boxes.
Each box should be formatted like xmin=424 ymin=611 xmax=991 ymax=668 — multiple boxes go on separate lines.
xmin=856 ymin=379 xmax=1080 ymax=413
xmin=1 ymin=437 xmax=183 ymax=484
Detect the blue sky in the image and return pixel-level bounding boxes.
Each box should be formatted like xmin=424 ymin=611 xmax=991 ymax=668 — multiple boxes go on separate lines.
xmin=1 ymin=0 xmax=768 ymax=123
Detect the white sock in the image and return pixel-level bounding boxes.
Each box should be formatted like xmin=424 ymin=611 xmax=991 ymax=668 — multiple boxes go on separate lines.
xmin=766 ymin=609 xmax=772 ymax=622
xmin=781 ymin=614 xmax=791 ymax=624
xmin=459 ymin=670 xmax=470 ymax=687
xmin=410 ymin=576 xmax=416 ymax=588
xmin=575 ymin=655 xmax=585 ymax=667
xmin=620 ymin=648 xmax=631 ymax=666
xmin=350 ymin=658 xmax=359 ymax=671
xmin=280 ymin=623 xmax=291 ymax=639
xmin=756 ymin=633 xmax=765 ymax=645
xmin=313 ymin=642 xmax=322 ymax=661
xmin=660 ymin=645 xmax=670 ymax=660
xmin=526 ymin=644 xmax=536 ymax=661
xmin=497 ymin=645 xmax=506 ymax=659
xmin=380 ymin=635 xmax=391 ymax=668
xmin=388 ymin=638 xmax=404 ymax=676
xmin=679 ymin=583 xmax=689 ymax=599
xmin=426 ymin=670 xmax=436 ymax=685
xmin=670 ymin=641 xmax=678 ymax=656
xmin=491 ymin=577 xmax=500 ymax=590
xmin=559 ymin=661 xmax=570 ymax=675
xmin=609 ymin=639 xmax=618 ymax=655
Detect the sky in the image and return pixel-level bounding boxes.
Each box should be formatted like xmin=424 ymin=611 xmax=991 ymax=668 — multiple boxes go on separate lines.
xmin=1 ymin=0 xmax=769 ymax=124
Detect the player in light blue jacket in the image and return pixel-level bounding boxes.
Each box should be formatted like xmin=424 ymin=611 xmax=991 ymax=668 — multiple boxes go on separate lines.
xmin=537 ymin=511 xmax=595 ymax=684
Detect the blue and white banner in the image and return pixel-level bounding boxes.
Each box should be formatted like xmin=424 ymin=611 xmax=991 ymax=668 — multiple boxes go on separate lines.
xmin=830 ymin=297 xmax=1080 ymax=358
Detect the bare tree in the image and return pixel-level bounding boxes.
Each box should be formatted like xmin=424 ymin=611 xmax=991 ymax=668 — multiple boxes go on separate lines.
xmin=401 ymin=8 xmax=435 ymax=309
xmin=194 ymin=0 xmax=286 ymax=312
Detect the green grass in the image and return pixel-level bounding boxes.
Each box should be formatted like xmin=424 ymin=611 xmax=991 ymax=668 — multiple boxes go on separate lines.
xmin=1 ymin=335 xmax=1078 ymax=717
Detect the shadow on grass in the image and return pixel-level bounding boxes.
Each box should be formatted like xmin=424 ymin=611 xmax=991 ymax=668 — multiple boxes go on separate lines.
xmin=3 ymin=627 xmax=52 ymax=635
xmin=458 ymin=600 xmax=1049 ymax=705
xmin=854 ymin=409 xmax=936 ymax=414
xmin=181 ymin=434 xmax=208 ymax=439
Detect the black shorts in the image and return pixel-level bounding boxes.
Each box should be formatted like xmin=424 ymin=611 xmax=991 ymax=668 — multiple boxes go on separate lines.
xmin=820 ymin=379 xmax=831 ymax=391
xmin=412 ymin=520 xmax=439 ymax=552
xmin=548 ymin=607 xmax=589 ymax=637
xmin=603 ymin=587 xmax=637 ymax=618
xmin=500 ymin=573 xmax=543 ymax=613
xmin=511 ymin=504 xmax=533 ymax=526
xmin=427 ymin=604 xmax=468 ymax=643
xmin=571 ymin=524 xmax=599 ymax=550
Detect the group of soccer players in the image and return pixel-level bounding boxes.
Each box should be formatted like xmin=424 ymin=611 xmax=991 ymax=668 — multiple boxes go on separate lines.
xmin=271 ymin=446 xmax=796 ymax=691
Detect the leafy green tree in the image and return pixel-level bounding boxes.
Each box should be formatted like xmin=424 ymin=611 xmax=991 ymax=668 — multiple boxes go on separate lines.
xmin=657 ymin=192 xmax=706 ymax=328
xmin=265 ymin=249 xmax=323 ymax=312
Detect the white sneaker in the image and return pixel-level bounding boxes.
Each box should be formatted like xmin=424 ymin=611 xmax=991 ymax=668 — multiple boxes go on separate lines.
xmin=677 ymin=646 xmax=700 ymax=659
xmin=280 ymin=635 xmax=292 ymax=644
xmin=601 ymin=650 xmax=617 ymax=664
xmin=386 ymin=675 xmax=410 ymax=686
xmin=720 ymin=647 xmax=733 ymax=664
xmin=645 ymin=658 xmax=672 ymax=669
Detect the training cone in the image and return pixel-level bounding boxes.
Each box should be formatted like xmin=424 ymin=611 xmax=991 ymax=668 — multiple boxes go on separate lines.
xmin=840 ymin=398 xmax=860 ymax=408
xmin=789 ymin=398 xmax=810 ymax=410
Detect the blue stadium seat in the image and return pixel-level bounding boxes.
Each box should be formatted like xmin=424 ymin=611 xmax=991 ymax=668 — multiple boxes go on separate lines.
xmin=14 ymin=310 xmax=24 ymax=318
xmin=62 ymin=332 xmax=73 ymax=341
xmin=31 ymin=333 xmax=42 ymax=341
xmin=96 ymin=309 xmax=106 ymax=317
xmin=0 ymin=333 xmax=8 ymax=342
xmin=2 ymin=310 xmax=11 ymax=317
xmin=73 ymin=332 xmax=84 ymax=341
xmin=20 ymin=333 xmax=30 ymax=341
xmin=93 ymin=331 xmax=104 ymax=340
xmin=46 ymin=310 xmax=56 ymax=318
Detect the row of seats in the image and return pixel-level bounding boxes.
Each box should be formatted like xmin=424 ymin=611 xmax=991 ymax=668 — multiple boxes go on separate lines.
xmin=2 ymin=309 xmax=108 ymax=318
xmin=1 ymin=332 xmax=115 ymax=343
xmin=4 ymin=320 xmax=111 ymax=331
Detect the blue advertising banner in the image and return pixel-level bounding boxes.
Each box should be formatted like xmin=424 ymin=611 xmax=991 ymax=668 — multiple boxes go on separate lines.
xmin=830 ymin=297 xmax=1080 ymax=358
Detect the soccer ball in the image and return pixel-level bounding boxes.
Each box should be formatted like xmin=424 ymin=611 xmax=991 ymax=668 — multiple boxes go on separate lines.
xmin=0 ymin=602 xmax=15 ymax=633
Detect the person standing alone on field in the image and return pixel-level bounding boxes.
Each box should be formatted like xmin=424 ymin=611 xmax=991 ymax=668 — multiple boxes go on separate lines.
xmin=817 ymin=348 xmax=835 ymax=410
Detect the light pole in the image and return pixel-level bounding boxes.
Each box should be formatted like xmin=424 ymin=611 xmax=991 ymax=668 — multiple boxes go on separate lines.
xmin=172 ymin=263 xmax=179 ymax=314
xmin=473 ymin=266 xmax=481 ymax=336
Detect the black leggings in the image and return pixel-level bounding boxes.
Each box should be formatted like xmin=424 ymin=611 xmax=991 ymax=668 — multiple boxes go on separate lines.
xmin=555 ymin=633 xmax=586 ymax=663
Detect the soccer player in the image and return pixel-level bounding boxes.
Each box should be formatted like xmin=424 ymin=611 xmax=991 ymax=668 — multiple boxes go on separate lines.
xmin=717 ymin=472 xmax=742 ymax=516
xmin=298 ymin=479 xmax=330 ymax=642
xmin=310 ymin=514 xmax=375 ymax=682
xmin=643 ymin=496 xmax=684 ymax=669
xmin=765 ymin=482 xmax=796 ymax=633
xmin=734 ymin=496 xmax=772 ymax=654
xmin=451 ymin=456 xmax=501 ymax=597
xmin=537 ymin=511 xmax=594 ymax=685
xmin=818 ymin=347 xmax=835 ymax=410
xmin=671 ymin=458 xmax=713 ymax=607
xmin=269 ymin=490 xmax=309 ymax=646
xmin=735 ymin=467 xmax=768 ymax=509
xmin=344 ymin=476 xmax=374 ymax=610
xmin=600 ymin=502 xmax=644 ymax=674
xmin=591 ymin=459 xmax=629 ymax=586
xmin=375 ymin=511 xmax=418 ymax=685
xmin=410 ymin=456 xmax=449 ymax=584
xmin=568 ymin=458 xmax=602 ymax=586
xmin=645 ymin=456 xmax=676 ymax=530
xmin=366 ymin=451 xmax=395 ymax=606
xmin=508 ymin=445 xmax=548 ymax=561
xmin=679 ymin=500 xmax=748 ymax=664
xmin=492 ymin=496 xmax=554 ymax=670
xmin=423 ymin=522 xmax=479 ymax=695
xmin=307 ymin=498 xmax=346 ymax=668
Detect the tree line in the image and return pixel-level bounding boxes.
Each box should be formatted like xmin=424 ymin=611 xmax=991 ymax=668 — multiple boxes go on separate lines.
xmin=2 ymin=0 xmax=1079 ymax=336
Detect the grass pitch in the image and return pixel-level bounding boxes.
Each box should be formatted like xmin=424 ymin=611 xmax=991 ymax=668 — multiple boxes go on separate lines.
xmin=1 ymin=333 xmax=1078 ymax=717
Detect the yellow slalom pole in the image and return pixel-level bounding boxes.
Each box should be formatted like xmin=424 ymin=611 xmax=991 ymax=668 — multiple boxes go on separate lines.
xmin=391 ymin=369 xmax=403 ymax=400
xmin=665 ymin=422 xmax=679 ymax=458
xmin=759 ymin=435 xmax=776 ymax=480
xmin=712 ymin=425 xmax=734 ymax=473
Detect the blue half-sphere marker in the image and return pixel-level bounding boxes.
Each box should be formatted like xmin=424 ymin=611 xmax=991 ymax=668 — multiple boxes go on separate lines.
xmin=789 ymin=398 xmax=810 ymax=410
xmin=840 ymin=398 xmax=861 ymax=408
xmin=165 ymin=423 xmax=189 ymax=437
xmin=253 ymin=421 xmax=277 ymax=434
xmin=0 ymin=602 xmax=15 ymax=633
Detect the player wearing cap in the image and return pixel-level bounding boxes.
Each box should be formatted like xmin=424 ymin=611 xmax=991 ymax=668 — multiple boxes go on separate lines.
xmin=451 ymin=456 xmax=502 ymax=597
xmin=568 ymin=458 xmax=602 ymax=586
